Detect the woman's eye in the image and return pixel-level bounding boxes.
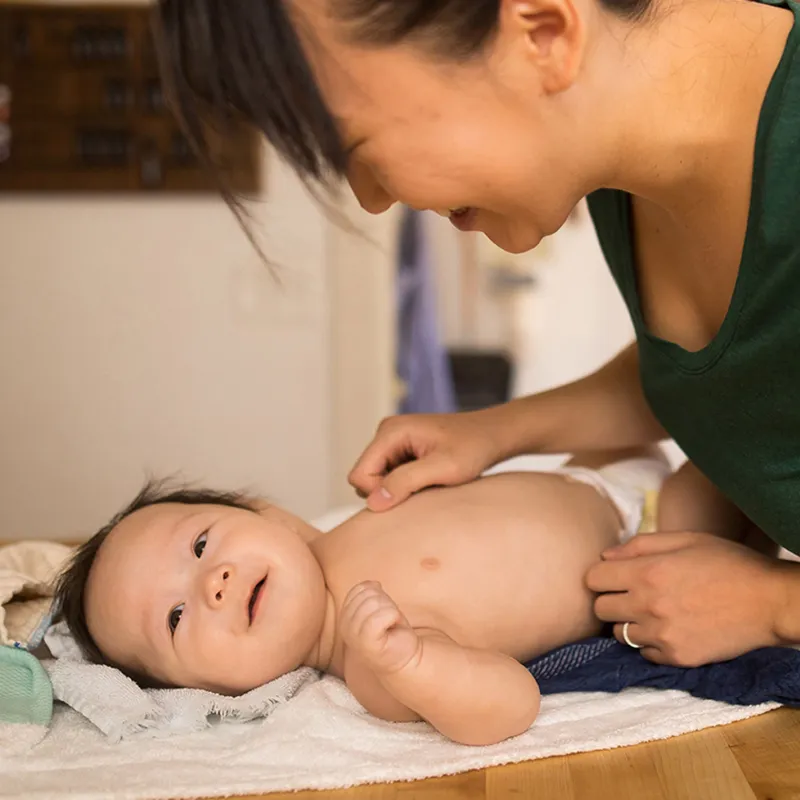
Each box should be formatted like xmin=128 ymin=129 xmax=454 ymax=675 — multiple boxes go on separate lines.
xmin=168 ymin=604 xmax=184 ymax=634
xmin=193 ymin=531 xmax=208 ymax=558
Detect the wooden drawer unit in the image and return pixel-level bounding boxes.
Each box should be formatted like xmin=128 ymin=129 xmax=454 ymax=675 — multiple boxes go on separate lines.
xmin=0 ymin=4 xmax=261 ymax=193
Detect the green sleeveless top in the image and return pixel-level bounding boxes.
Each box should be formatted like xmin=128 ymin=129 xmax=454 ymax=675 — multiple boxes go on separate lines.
xmin=587 ymin=0 xmax=800 ymax=552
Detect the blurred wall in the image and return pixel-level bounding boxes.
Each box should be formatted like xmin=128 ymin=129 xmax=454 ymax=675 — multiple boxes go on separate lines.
xmin=0 ymin=150 xmax=397 ymax=540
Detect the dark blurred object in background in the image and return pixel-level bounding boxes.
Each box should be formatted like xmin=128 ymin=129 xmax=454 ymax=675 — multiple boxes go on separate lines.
xmin=0 ymin=4 xmax=260 ymax=193
xmin=447 ymin=349 xmax=513 ymax=412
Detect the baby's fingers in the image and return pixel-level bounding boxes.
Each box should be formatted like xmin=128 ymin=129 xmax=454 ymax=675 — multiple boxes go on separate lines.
xmin=357 ymin=605 xmax=404 ymax=646
xmin=342 ymin=584 xmax=400 ymax=634
xmin=342 ymin=582 xmax=386 ymax=623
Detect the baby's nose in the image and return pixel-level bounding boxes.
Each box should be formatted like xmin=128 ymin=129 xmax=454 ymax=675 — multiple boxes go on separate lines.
xmin=203 ymin=565 xmax=234 ymax=606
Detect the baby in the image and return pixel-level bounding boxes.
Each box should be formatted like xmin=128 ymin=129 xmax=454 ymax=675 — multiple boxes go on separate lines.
xmin=54 ymin=447 xmax=744 ymax=746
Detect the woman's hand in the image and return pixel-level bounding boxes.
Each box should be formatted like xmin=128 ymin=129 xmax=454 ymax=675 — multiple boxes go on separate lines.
xmin=586 ymin=532 xmax=791 ymax=666
xmin=349 ymin=409 xmax=510 ymax=511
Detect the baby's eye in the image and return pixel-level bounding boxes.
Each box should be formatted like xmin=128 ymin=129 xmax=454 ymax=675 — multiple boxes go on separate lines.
xmin=169 ymin=604 xmax=184 ymax=634
xmin=193 ymin=531 xmax=208 ymax=558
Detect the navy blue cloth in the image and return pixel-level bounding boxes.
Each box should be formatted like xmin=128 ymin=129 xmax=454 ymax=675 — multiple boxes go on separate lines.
xmin=525 ymin=637 xmax=800 ymax=707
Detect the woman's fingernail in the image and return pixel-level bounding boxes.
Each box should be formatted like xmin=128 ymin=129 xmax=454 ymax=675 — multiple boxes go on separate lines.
xmin=367 ymin=488 xmax=392 ymax=510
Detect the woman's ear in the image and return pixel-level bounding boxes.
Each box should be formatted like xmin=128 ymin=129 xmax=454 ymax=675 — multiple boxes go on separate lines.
xmin=498 ymin=0 xmax=586 ymax=94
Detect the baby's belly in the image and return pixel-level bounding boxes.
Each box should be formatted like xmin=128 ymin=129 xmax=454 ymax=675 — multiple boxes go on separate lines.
xmin=400 ymin=534 xmax=606 ymax=661
xmin=326 ymin=472 xmax=620 ymax=663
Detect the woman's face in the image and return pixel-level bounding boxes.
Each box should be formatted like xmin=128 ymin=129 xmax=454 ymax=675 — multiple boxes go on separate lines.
xmin=290 ymin=0 xmax=596 ymax=254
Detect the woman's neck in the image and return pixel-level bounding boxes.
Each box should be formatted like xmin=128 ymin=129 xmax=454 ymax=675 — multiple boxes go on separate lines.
xmin=589 ymin=0 xmax=793 ymax=216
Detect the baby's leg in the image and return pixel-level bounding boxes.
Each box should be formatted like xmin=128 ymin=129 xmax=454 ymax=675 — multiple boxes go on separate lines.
xmin=658 ymin=462 xmax=779 ymax=555
xmin=658 ymin=460 xmax=747 ymax=539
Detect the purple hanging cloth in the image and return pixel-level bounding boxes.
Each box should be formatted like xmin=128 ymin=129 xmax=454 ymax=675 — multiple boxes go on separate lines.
xmin=396 ymin=207 xmax=457 ymax=415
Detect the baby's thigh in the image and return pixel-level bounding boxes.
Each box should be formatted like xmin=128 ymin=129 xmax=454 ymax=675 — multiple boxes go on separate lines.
xmin=658 ymin=461 xmax=747 ymax=539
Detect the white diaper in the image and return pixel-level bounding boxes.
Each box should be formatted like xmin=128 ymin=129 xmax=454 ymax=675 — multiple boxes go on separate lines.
xmin=558 ymin=457 xmax=672 ymax=543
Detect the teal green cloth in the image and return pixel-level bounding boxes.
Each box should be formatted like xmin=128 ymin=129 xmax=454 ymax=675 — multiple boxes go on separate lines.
xmin=0 ymin=645 xmax=53 ymax=726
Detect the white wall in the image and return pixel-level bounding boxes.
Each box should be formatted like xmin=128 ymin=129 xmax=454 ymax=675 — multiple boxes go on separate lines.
xmin=428 ymin=203 xmax=634 ymax=391
xmin=326 ymin=200 xmax=399 ymax=508
xmin=0 ymin=151 xmax=398 ymax=541
xmin=510 ymin=206 xmax=635 ymax=396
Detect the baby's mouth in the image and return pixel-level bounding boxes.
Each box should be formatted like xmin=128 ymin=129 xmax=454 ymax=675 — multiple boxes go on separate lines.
xmin=248 ymin=577 xmax=267 ymax=625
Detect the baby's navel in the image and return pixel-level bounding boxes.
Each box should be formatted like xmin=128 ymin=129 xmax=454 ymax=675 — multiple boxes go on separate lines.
xmin=420 ymin=557 xmax=441 ymax=571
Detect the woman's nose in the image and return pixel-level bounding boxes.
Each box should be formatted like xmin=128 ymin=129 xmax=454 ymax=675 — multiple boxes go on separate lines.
xmin=203 ymin=564 xmax=234 ymax=607
xmin=347 ymin=162 xmax=396 ymax=215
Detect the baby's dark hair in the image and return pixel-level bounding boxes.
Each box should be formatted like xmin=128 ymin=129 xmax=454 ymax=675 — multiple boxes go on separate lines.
xmin=53 ymin=480 xmax=258 ymax=688
xmin=153 ymin=0 xmax=655 ymax=195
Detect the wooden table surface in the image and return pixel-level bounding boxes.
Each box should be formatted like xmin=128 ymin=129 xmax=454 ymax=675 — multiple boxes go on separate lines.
xmin=230 ymin=708 xmax=800 ymax=800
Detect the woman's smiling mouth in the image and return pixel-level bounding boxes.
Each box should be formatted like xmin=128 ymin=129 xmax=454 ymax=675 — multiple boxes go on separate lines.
xmin=448 ymin=207 xmax=478 ymax=232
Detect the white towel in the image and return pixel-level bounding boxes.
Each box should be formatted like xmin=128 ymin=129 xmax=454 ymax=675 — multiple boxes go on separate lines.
xmin=0 ymin=675 xmax=777 ymax=799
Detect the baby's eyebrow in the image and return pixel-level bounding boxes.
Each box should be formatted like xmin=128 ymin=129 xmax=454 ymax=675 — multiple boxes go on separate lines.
xmin=165 ymin=509 xmax=203 ymax=558
xmin=171 ymin=508 xmax=211 ymax=544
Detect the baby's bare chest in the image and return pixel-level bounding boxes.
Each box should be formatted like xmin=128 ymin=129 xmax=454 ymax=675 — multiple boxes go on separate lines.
xmin=319 ymin=473 xmax=616 ymax=660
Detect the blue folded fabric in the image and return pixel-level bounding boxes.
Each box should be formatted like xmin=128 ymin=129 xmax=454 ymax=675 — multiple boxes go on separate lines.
xmin=525 ymin=636 xmax=800 ymax=706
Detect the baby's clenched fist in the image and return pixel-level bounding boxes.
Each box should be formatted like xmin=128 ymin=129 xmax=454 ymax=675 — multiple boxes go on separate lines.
xmin=340 ymin=582 xmax=421 ymax=674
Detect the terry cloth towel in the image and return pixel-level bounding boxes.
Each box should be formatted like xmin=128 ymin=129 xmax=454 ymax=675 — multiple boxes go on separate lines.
xmin=0 ymin=676 xmax=778 ymax=799
xmin=44 ymin=622 xmax=318 ymax=741
xmin=528 ymin=636 xmax=800 ymax=706
xmin=0 ymin=645 xmax=53 ymax=755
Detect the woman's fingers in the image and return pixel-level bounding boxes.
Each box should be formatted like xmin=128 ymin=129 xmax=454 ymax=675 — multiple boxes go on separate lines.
xmin=348 ymin=423 xmax=416 ymax=497
xmin=367 ymin=454 xmax=462 ymax=511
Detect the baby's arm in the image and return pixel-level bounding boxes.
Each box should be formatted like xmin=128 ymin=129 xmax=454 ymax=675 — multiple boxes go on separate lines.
xmin=340 ymin=582 xmax=540 ymax=746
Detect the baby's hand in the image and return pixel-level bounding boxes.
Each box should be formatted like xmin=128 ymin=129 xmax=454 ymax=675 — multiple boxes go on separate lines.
xmin=340 ymin=582 xmax=421 ymax=674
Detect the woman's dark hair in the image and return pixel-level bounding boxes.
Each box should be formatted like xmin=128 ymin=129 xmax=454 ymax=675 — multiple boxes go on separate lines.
xmin=154 ymin=0 xmax=653 ymax=194
xmin=52 ymin=480 xmax=258 ymax=689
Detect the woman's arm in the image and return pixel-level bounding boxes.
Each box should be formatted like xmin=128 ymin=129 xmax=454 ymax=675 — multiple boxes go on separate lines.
xmin=496 ymin=341 xmax=669 ymax=459
xmin=351 ymin=342 xmax=670 ymax=511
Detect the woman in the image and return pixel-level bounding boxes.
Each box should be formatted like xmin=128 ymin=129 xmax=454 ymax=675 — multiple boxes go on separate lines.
xmin=157 ymin=0 xmax=800 ymax=667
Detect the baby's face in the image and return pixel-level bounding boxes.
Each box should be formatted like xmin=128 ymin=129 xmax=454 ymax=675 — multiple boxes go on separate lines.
xmin=84 ymin=502 xmax=326 ymax=693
